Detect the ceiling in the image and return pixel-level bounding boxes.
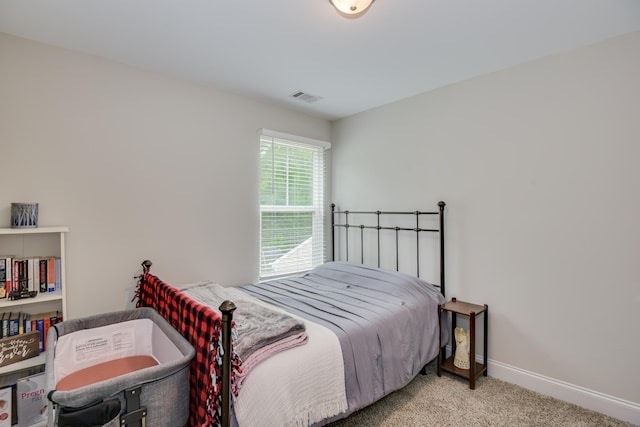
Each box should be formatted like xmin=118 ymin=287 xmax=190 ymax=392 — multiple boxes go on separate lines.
xmin=1 ymin=1 xmax=639 ymax=121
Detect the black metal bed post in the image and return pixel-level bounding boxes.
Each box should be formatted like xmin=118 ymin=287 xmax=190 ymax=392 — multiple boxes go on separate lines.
xmin=360 ymin=225 xmax=364 ymax=264
xmin=331 ymin=203 xmax=336 ymax=261
xmin=438 ymin=201 xmax=446 ymax=297
xmin=141 ymin=259 xmax=152 ymax=275
xmin=415 ymin=211 xmax=420 ymax=278
xmin=376 ymin=211 xmax=381 ymax=268
xmin=219 ymin=300 xmax=237 ymax=427
xmin=345 ymin=211 xmax=350 ymax=262
xmin=395 ymin=227 xmax=399 ymax=272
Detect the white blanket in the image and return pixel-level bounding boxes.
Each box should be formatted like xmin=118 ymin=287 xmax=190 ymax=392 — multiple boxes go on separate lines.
xmin=233 ymin=291 xmax=348 ymax=427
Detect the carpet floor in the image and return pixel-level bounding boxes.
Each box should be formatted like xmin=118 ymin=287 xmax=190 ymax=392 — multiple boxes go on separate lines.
xmin=328 ymin=361 xmax=635 ymax=427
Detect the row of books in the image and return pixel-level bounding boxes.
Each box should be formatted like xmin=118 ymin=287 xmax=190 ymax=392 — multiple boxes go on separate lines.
xmin=0 ymin=311 xmax=61 ymax=353
xmin=0 ymin=256 xmax=61 ymax=300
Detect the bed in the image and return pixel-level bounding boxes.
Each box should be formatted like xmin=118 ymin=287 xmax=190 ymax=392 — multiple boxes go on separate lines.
xmin=135 ymin=201 xmax=447 ymax=427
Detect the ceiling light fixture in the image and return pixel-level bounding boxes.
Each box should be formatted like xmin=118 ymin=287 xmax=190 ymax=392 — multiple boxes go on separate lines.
xmin=330 ymin=0 xmax=375 ymax=16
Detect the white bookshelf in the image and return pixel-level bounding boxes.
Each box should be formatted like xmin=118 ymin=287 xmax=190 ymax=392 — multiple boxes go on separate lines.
xmin=0 ymin=226 xmax=68 ymax=376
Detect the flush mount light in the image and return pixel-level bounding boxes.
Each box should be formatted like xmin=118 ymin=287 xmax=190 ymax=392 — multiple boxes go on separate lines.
xmin=330 ymin=0 xmax=375 ymax=16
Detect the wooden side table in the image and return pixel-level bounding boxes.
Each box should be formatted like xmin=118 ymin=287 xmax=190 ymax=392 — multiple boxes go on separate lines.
xmin=437 ymin=297 xmax=488 ymax=389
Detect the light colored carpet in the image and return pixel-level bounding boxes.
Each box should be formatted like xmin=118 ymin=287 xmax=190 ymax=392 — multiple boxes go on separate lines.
xmin=328 ymin=361 xmax=635 ymax=427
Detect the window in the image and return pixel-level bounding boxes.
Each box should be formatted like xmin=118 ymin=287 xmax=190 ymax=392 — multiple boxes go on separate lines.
xmin=259 ymin=129 xmax=330 ymax=278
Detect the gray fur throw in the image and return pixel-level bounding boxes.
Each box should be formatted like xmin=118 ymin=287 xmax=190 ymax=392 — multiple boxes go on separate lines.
xmin=180 ymin=281 xmax=306 ymax=360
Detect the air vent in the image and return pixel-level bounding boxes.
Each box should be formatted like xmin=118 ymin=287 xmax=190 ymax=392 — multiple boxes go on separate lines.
xmin=289 ymin=91 xmax=323 ymax=104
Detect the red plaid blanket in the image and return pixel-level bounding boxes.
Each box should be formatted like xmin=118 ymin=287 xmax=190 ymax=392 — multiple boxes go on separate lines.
xmin=135 ymin=272 xmax=240 ymax=427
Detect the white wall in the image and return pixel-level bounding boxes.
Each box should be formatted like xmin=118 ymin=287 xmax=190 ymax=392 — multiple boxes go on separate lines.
xmin=2 ymin=27 xmax=639 ymax=421
xmin=0 ymin=33 xmax=331 ymax=319
xmin=332 ymin=32 xmax=640 ymax=409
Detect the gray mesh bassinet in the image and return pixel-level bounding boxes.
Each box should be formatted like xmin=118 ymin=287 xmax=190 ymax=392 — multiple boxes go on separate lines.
xmin=44 ymin=308 xmax=195 ymax=427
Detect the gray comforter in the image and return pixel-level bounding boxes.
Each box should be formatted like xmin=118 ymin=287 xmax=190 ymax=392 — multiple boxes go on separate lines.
xmin=240 ymin=261 xmax=446 ymax=420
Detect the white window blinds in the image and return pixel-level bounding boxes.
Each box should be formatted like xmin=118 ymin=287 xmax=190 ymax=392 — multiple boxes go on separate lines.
xmin=259 ymin=130 xmax=330 ymax=278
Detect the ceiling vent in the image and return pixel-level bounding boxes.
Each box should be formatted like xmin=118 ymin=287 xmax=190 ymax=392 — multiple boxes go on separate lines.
xmin=289 ymin=91 xmax=323 ymax=104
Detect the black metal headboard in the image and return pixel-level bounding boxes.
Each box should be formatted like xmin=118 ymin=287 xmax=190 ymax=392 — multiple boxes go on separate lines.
xmin=331 ymin=201 xmax=446 ymax=296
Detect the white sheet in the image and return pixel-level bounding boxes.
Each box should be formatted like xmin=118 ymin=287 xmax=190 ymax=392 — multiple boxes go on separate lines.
xmin=232 ymin=292 xmax=348 ymax=427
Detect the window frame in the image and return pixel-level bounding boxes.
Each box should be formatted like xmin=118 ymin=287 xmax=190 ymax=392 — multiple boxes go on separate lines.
xmin=259 ymin=129 xmax=330 ymax=279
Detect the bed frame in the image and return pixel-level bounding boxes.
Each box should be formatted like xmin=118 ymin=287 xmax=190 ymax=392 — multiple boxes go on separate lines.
xmin=331 ymin=201 xmax=446 ymax=296
xmin=138 ymin=200 xmax=446 ymax=427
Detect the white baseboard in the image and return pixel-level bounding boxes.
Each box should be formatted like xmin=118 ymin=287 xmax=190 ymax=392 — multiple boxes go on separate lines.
xmin=487 ymin=359 xmax=640 ymax=426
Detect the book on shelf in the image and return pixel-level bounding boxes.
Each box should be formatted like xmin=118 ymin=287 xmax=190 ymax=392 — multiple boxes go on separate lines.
xmin=26 ymin=259 xmax=34 ymax=293
xmin=31 ymin=258 xmax=40 ymax=294
xmin=8 ymin=313 xmax=20 ymax=338
xmin=0 ymin=259 xmax=7 ymax=299
xmin=55 ymin=258 xmax=61 ymax=292
xmin=0 ymin=385 xmax=11 ymax=427
xmin=24 ymin=314 xmax=31 ymax=334
xmin=12 ymin=259 xmax=22 ymax=293
xmin=34 ymin=323 xmax=44 ymax=354
xmin=18 ymin=313 xmax=26 ymax=335
xmin=46 ymin=258 xmax=53 ymax=294
xmin=0 ymin=256 xmax=13 ymax=299
xmin=17 ymin=373 xmax=47 ymax=427
xmin=38 ymin=259 xmax=47 ymax=294
xmin=0 ymin=314 xmax=7 ymax=339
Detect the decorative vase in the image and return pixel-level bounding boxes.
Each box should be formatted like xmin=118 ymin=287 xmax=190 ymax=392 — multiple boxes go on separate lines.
xmin=11 ymin=202 xmax=39 ymax=228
